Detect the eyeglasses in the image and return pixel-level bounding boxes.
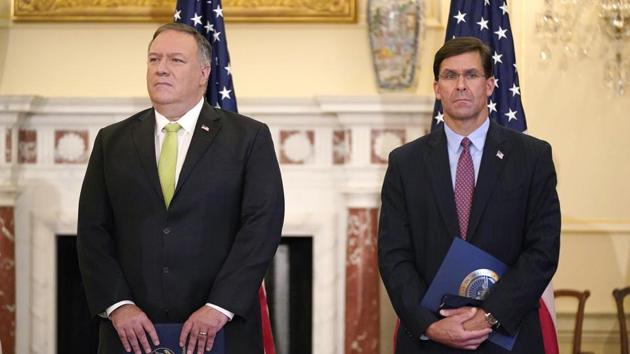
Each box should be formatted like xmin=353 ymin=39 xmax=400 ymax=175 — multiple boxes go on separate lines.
xmin=438 ymin=70 xmax=486 ymax=83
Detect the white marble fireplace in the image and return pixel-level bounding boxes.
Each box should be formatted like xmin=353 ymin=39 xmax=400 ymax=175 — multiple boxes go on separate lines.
xmin=0 ymin=95 xmax=432 ymax=354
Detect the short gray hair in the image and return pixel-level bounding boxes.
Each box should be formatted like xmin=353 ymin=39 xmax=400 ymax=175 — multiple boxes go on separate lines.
xmin=149 ymin=23 xmax=212 ymax=66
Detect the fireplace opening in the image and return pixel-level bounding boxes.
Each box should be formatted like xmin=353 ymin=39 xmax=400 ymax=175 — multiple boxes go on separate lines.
xmin=264 ymin=236 xmax=313 ymax=354
xmin=56 ymin=235 xmax=313 ymax=354
xmin=56 ymin=235 xmax=99 ymax=353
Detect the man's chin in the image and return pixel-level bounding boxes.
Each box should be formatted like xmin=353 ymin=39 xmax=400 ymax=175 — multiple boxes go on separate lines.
xmin=447 ymin=109 xmax=474 ymax=119
xmin=148 ymin=93 xmax=174 ymax=106
xmin=445 ymin=111 xmax=488 ymax=123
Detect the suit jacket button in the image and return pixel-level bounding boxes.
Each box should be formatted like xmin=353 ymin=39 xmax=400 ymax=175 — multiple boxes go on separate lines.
xmin=162 ymin=267 xmax=169 ymax=274
xmin=163 ymin=228 xmax=171 ymax=235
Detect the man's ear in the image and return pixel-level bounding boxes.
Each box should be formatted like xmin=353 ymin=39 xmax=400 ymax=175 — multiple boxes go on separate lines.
xmin=485 ymin=76 xmax=495 ymax=97
xmin=434 ymin=80 xmax=442 ymax=101
xmin=200 ymin=65 xmax=211 ymax=86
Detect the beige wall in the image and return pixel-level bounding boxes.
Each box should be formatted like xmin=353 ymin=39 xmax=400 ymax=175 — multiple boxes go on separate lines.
xmin=1 ymin=0 xmax=629 ymax=353
xmin=513 ymin=6 xmax=630 ymax=354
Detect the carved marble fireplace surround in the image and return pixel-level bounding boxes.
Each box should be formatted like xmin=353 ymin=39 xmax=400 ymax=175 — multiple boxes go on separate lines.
xmin=0 ymin=95 xmax=432 ymax=354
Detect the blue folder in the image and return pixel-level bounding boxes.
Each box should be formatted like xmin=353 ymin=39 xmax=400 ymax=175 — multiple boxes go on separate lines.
xmin=420 ymin=238 xmax=518 ymax=350
xmin=127 ymin=324 xmax=225 ymax=354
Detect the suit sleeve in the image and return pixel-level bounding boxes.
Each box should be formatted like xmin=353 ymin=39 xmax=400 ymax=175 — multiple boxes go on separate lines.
xmin=378 ymin=150 xmax=439 ymax=340
xmin=206 ymin=123 xmax=285 ymax=318
xmin=77 ymin=130 xmax=133 ymax=317
xmin=482 ymin=142 xmax=561 ymax=335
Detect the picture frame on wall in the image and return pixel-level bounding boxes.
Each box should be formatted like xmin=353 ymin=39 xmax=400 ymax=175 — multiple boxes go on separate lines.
xmin=12 ymin=0 xmax=357 ymax=23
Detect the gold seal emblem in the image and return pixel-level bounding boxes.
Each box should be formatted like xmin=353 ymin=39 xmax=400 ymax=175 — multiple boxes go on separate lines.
xmin=151 ymin=348 xmax=177 ymax=354
xmin=459 ymin=269 xmax=500 ymax=300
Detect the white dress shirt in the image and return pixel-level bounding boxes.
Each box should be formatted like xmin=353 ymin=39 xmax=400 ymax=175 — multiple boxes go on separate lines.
xmin=105 ymin=98 xmax=234 ymax=321
xmin=443 ymin=118 xmax=490 ymax=188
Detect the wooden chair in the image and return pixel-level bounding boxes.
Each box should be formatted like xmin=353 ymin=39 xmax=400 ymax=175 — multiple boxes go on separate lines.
xmin=554 ymin=289 xmax=592 ymax=354
xmin=613 ymin=287 xmax=630 ymax=354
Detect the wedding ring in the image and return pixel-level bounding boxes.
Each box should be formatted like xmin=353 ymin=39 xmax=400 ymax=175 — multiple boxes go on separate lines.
xmin=199 ymin=331 xmax=207 ymax=336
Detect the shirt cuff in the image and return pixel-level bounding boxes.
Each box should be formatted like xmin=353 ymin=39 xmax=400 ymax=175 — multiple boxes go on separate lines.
xmin=420 ymin=334 xmax=429 ymax=341
xmin=205 ymin=303 xmax=234 ymax=321
xmin=103 ymin=300 xmax=135 ymax=318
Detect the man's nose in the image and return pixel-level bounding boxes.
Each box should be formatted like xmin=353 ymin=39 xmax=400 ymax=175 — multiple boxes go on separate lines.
xmin=155 ymin=59 xmax=169 ymax=75
xmin=455 ymin=75 xmax=468 ymax=91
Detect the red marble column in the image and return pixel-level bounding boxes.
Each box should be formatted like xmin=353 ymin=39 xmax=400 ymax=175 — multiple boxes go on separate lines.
xmin=0 ymin=207 xmax=15 ymax=354
xmin=345 ymin=208 xmax=379 ymax=354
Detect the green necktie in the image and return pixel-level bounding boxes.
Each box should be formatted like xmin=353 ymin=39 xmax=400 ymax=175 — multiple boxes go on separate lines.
xmin=158 ymin=122 xmax=182 ymax=208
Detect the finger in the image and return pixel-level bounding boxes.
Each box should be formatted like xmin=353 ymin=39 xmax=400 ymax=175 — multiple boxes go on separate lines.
xmin=133 ymin=325 xmax=152 ymax=353
xmin=125 ymin=327 xmax=142 ymax=354
xmin=116 ymin=328 xmax=132 ymax=353
xmin=205 ymin=333 xmax=216 ymax=352
xmin=196 ymin=332 xmax=206 ymax=354
xmin=464 ymin=334 xmax=490 ymax=349
xmin=454 ymin=307 xmax=478 ymax=321
xmin=187 ymin=328 xmax=199 ymax=354
xmin=464 ymin=344 xmax=481 ymax=350
xmin=449 ymin=330 xmax=489 ymax=347
xmin=440 ymin=306 xmax=475 ymax=317
xmin=441 ymin=308 xmax=471 ymax=319
xmin=457 ymin=338 xmax=485 ymax=350
xmin=439 ymin=309 xmax=453 ymax=317
xmin=461 ymin=328 xmax=492 ymax=341
xmin=142 ymin=320 xmax=160 ymax=346
xmin=461 ymin=334 xmax=489 ymax=347
xmin=179 ymin=321 xmax=193 ymax=348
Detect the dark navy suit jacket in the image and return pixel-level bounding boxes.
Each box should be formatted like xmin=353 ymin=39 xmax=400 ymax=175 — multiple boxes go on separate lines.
xmin=378 ymin=121 xmax=560 ymax=354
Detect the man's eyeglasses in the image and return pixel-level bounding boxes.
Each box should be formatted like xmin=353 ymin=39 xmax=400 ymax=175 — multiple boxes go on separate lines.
xmin=438 ymin=70 xmax=487 ymax=83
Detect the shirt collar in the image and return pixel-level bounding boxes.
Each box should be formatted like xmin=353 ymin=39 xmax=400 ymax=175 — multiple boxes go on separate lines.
xmin=444 ymin=117 xmax=490 ymax=153
xmin=154 ymin=97 xmax=204 ymax=134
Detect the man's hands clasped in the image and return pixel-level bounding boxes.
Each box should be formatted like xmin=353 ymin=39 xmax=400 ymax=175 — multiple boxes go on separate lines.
xmin=425 ymin=307 xmax=493 ymax=350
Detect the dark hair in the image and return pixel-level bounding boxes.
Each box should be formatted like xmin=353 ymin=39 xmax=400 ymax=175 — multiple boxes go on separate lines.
xmin=433 ymin=37 xmax=493 ymax=80
xmin=149 ymin=23 xmax=212 ymax=66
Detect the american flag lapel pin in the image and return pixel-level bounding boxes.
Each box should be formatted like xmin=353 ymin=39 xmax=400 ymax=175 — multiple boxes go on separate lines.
xmin=201 ymin=124 xmax=210 ymax=132
xmin=496 ymin=150 xmax=504 ymax=160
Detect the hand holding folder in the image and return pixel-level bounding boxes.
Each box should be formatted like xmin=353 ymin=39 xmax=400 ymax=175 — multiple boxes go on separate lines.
xmin=125 ymin=324 xmax=224 ymax=354
xmin=420 ymin=238 xmax=519 ymax=351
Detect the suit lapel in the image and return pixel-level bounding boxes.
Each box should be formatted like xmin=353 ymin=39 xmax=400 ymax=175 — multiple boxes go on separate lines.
xmin=467 ymin=121 xmax=510 ymax=241
xmin=174 ymin=103 xmax=222 ymax=196
xmin=424 ymin=127 xmax=460 ymax=238
xmin=131 ymin=109 xmax=164 ymax=201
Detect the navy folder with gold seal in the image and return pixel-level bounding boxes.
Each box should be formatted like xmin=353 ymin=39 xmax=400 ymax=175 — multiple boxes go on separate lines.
xmin=130 ymin=324 xmax=225 ymax=354
xmin=420 ymin=238 xmax=518 ymax=350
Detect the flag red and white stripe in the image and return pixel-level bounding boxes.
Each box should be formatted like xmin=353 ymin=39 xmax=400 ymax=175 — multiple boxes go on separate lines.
xmin=539 ymin=284 xmax=559 ymax=354
xmin=259 ymin=283 xmax=277 ymax=354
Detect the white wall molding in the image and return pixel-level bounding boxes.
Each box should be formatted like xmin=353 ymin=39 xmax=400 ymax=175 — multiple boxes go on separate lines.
xmin=556 ymin=312 xmax=628 ymax=345
xmin=562 ymin=220 xmax=630 ymax=235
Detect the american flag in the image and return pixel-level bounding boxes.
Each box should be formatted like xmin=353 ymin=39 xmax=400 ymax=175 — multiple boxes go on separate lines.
xmin=432 ymin=0 xmax=526 ymax=133
xmin=174 ymin=0 xmax=237 ymax=112
xmin=173 ymin=2 xmax=276 ymax=353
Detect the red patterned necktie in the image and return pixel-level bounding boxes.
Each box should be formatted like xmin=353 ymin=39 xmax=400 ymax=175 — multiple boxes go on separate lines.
xmin=455 ymin=137 xmax=474 ymax=239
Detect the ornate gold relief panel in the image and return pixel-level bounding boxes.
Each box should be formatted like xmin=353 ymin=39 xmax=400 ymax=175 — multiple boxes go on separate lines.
xmin=13 ymin=0 xmax=357 ymax=22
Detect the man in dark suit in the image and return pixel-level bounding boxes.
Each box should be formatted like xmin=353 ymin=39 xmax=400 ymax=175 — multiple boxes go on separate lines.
xmin=77 ymin=23 xmax=284 ymax=354
xmin=378 ymin=37 xmax=560 ymax=353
